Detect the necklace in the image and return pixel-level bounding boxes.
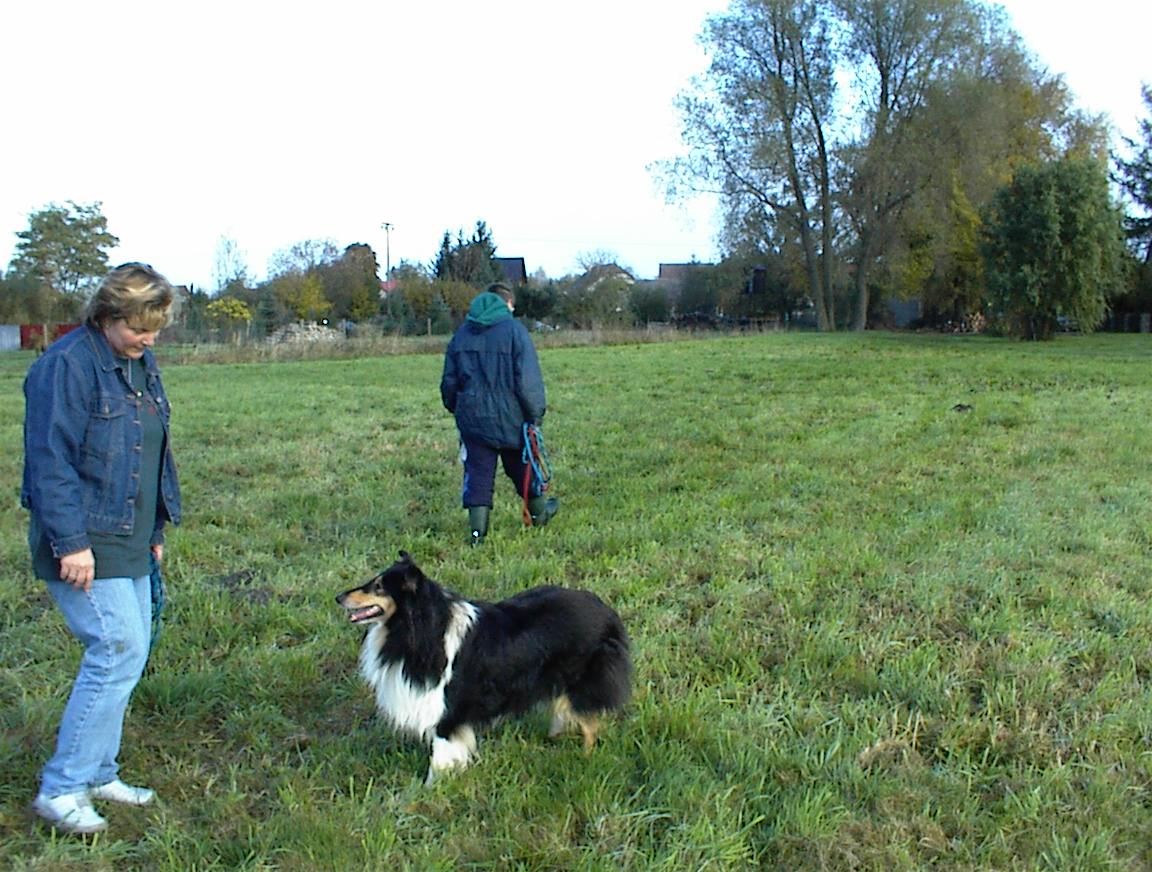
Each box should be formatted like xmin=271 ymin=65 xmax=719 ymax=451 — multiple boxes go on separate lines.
xmin=123 ymin=358 xmax=144 ymax=397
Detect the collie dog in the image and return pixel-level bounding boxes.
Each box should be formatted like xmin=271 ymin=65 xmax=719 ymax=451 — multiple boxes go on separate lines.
xmin=336 ymin=552 xmax=632 ymax=784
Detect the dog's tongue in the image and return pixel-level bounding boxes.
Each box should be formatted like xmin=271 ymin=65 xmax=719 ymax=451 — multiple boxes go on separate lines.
xmin=349 ymin=606 xmax=382 ymax=623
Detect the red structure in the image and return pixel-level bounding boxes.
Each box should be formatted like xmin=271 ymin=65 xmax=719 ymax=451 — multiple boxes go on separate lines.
xmin=20 ymin=323 xmax=80 ymax=350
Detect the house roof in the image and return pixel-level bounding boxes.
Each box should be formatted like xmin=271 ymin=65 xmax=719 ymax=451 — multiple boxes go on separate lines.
xmin=573 ymin=263 xmax=636 ymax=292
xmin=494 ymin=257 xmax=527 ymax=285
xmin=658 ymin=263 xmax=699 ymax=283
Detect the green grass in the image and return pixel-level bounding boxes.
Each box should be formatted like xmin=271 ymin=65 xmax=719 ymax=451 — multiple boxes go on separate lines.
xmin=1 ymin=331 xmax=1150 ymax=870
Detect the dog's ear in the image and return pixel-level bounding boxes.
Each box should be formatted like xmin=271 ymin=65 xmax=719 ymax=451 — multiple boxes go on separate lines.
xmin=401 ymin=563 xmax=424 ymax=593
xmin=394 ymin=551 xmax=422 ymax=592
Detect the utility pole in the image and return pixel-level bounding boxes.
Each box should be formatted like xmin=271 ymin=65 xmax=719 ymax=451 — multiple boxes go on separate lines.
xmin=380 ymin=222 xmax=393 ymax=280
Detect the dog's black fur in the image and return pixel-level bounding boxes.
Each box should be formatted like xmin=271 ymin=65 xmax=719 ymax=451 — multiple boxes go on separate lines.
xmin=336 ymin=551 xmax=631 ymax=782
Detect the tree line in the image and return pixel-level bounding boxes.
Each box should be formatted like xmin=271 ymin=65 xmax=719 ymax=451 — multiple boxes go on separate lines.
xmin=659 ymin=0 xmax=1152 ymax=338
xmin=3 ymin=2 xmax=1151 ymax=342
xmin=0 ymin=206 xmax=779 ymax=339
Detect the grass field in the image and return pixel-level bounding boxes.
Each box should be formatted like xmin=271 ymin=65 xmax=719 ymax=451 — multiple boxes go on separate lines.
xmin=0 ymin=331 xmax=1150 ymax=870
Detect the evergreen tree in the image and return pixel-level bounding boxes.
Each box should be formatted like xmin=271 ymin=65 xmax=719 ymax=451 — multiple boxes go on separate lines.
xmin=432 ymin=220 xmax=500 ymax=287
xmin=1115 ymin=84 xmax=1152 ymax=263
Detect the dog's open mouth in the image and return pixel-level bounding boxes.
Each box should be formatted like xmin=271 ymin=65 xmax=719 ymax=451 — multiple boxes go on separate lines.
xmin=347 ymin=605 xmax=385 ymax=623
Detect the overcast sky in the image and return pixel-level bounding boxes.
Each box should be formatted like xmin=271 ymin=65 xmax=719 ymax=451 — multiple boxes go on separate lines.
xmin=1 ymin=0 xmax=1148 ymax=289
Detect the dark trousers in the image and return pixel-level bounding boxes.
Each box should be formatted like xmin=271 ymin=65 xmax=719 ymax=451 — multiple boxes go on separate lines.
xmin=460 ymin=439 xmax=529 ymax=508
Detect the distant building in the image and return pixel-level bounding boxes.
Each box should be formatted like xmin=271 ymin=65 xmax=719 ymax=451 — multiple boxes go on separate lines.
xmin=656 ymin=262 xmax=714 ymax=306
xmin=577 ymin=263 xmax=636 ymax=292
xmin=657 ymin=261 xmax=716 ymax=286
xmin=170 ymin=285 xmax=194 ymax=328
xmin=494 ymin=257 xmax=528 ymax=286
xmin=657 ymin=263 xmax=696 ymax=286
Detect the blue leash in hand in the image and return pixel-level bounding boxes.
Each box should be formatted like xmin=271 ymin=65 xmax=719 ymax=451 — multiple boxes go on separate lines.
xmin=520 ymin=423 xmax=554 ymax=524
xmin=147 ymin=552 xmax=165 ymax=662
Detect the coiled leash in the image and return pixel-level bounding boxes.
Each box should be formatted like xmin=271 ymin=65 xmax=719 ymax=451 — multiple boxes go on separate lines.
xmin=521 ymin=422 xmax=554 ymax=525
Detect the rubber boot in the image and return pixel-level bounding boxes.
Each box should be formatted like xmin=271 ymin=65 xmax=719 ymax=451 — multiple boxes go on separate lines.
xmin=468 ymin=506 xmax=490 ymax=546
xmin=527 ymin=496 xmax=559 ymax=526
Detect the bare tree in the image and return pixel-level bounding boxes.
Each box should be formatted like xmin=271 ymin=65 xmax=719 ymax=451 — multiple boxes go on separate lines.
xmin=575 ymin=249 xmax=624 ymax=272
xmin=268 ymin=239 xmax=340 ymax=279
xmin=212 ymin=235 xmax=250 ymax=294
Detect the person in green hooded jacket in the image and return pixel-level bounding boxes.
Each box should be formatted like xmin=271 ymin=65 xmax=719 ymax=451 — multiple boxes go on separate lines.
xmin=440 ymin=283 xmax=558 ymax=544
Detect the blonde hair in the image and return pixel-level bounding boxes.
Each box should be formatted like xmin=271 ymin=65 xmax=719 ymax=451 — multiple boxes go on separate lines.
xmin=86 ymin=262 xmax=175 ymax=331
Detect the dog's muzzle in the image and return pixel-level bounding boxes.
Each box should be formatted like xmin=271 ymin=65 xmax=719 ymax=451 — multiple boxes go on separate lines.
xmin=345 ymin=604 xmax=385 ymax=623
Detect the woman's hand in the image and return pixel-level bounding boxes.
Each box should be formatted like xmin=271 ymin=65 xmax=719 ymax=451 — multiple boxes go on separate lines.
xmin=59 ymin=548 xmax=96 ymax=593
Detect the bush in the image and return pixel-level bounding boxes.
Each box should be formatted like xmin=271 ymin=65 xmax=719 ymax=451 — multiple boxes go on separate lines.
xmin=982 ymin=158 xmax=1126 ymax=339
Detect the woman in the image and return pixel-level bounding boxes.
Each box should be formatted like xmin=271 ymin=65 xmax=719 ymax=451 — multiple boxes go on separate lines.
xmin=22 ymin=262 xmax=182 ymax=834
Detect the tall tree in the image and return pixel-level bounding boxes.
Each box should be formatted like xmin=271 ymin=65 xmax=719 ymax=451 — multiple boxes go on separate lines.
xmin=432 ymin=220 xmax=501 ymax=286
xmin=882 ymin=21 xmax=1083 ymax=324
xmin=982 ymin=157 xmax=1125 ymax=340
xmin=836 ymin=0 xmax=978 ymax=329
xmin=667 ymin=0 xmax=1092 ymax=331
xmin=320 ymin=243 xmax=380 ymax=321
xmin=1115 ymin=84 xmax=1152 ymax=263
xmin=8 ymin=201 xmax=118 ymax=298
xmin=675 ymin=0 xmax=839 ymax=328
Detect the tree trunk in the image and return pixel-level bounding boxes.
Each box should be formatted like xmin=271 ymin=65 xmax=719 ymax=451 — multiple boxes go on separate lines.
xmin=850 ymin=267 xmax=870 ymax=331
xmin=850 ymin=231 xmax=875 ymax=331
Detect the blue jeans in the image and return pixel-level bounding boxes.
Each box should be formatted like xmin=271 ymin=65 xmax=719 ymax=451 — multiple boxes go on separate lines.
xmin=39 ymin=574 xmax=151 ymax=798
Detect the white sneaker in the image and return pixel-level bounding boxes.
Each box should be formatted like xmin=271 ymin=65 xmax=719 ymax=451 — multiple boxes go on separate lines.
xmin=33 ymin=792 xmax=108 ymax=834
xmin=89 ymin=779 xmax=155 ymax=806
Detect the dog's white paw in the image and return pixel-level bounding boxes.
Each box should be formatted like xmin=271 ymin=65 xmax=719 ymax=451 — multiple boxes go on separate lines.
xmin=426 ymin=732 xmax=474 ymax=785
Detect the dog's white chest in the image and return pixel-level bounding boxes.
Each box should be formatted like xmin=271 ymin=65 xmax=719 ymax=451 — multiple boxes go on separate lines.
xmin=357 ymin=602 xmax=477 ymax=740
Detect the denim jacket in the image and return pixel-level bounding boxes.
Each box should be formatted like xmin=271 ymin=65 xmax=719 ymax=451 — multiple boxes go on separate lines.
xmin=21 ymin=324 xmax=182 ymax=558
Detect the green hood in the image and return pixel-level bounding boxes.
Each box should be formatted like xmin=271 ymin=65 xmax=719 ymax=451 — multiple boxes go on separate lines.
xmin=466 ymin=292 xmax=513 ymax=327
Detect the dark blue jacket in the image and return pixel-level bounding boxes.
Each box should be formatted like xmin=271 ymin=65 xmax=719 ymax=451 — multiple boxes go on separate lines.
xmin=21 ymin=324 xmax=182 ymax=558
xmin=440 ymin=293 xmax=546 ymax=449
